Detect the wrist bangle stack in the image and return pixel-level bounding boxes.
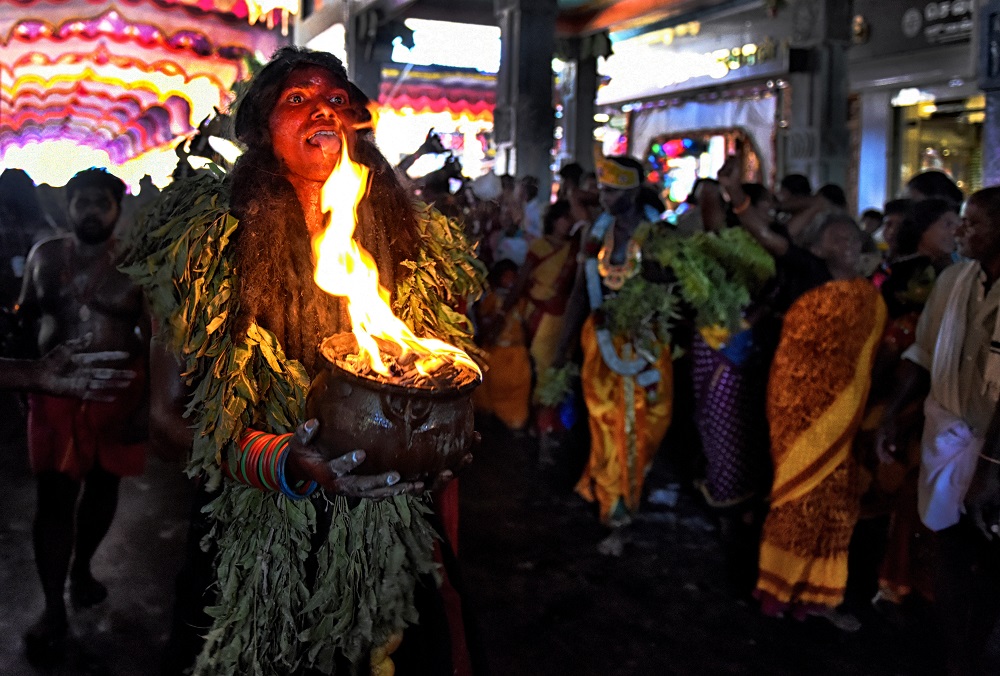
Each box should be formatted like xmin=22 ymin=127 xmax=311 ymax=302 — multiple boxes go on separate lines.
xmin=226 ymin=430 xmax=318 ymax=499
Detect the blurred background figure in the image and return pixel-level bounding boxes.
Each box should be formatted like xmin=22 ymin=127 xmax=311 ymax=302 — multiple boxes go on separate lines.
xmin=517 ymin=175 xmax=542 ymax=240
xmin=16 ymin=168 xmax=149 ymax=664
xmin=473 ymin=259 xmax=532 ymax=433
xmin=860 ymin=208 xmax=884 ymax=237
xmin=0 ymin=169 xmax=61 ymax=309
xmin=907 ymin=170 xmax=964 ymax=206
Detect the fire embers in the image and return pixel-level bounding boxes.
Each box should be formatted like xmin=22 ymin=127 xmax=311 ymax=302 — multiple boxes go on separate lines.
xmin=320 ymin=333 xmax=480 ymax=392
xmin=311 ymin=129 xmax=480 ymax=386
xmin=308 ymin=333 xmax=479 ymax=480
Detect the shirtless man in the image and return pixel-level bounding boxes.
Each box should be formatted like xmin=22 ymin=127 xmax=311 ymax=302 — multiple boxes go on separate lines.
xmin=1 ymin=335 xmax=134 ymax=398
xmin=16 ymin=167 xmax=149 ymax=661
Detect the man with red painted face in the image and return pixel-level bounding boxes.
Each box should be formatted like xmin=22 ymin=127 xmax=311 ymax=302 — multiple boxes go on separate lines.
xmin=133 ymin=48 xmax=481 ymax=675
xmin=16 ymin=168 xmax=149 ymax=663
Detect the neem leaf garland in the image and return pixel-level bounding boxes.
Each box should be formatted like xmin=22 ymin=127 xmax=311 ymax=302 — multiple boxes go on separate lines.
xmin=121 ymin=172 xmax=481 ymax=674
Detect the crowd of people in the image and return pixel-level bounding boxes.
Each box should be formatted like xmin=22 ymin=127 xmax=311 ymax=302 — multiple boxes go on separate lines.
xmin=1 ymin=43 xmax=999 ymax=674
xmin=431 ymin=149 xmax=1000 ymax=670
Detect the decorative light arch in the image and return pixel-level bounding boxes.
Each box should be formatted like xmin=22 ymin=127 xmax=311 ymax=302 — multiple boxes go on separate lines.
xmin=0 ymin=0 xmax=283 ymax=187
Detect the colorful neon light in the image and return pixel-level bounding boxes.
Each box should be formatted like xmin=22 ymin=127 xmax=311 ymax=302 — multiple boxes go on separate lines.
xmin=0 ymin=1 xmax=280 ymax=186
xmin=2 ymin=9 xmax=256 ymax=61
xmin=2 ymin=0 xmax=297 ymax=33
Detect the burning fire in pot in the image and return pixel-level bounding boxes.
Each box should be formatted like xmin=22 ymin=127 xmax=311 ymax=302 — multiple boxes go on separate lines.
xmin=304 ymin=130 xmax=481 ymax=481
xmin=311 ymin=131 xmax=480 ymax=388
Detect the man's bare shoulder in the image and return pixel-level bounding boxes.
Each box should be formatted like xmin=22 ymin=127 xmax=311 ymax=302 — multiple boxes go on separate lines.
xmin=25 ymin=233 xmax=71 ymax=266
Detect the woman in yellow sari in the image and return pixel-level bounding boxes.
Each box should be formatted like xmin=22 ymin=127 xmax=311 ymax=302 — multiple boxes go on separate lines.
xmin=504 ymin=200 xmax=580 ymax=376
xmin=756 ymin=278 xmax=886 ymax=620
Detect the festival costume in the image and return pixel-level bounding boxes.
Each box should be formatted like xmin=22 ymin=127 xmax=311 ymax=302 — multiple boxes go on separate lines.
xmin=28 ymin=365 xmax=146 ymax=481
xmin=573 ymin=214 xmax=673 ymax=526
xmin=755 ymin=279 xmax=886 ymax=611
xmin=122 ymin=173 xmax=484 ymax=675
xmin=660 ymin=229 xmax=774 ymax=508
xmin=576 ymin=316 xmax=673 ymax=524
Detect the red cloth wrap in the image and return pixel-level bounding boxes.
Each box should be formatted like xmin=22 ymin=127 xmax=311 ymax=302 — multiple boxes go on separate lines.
xmin=27 ymin=362 xmax=146 ymax=480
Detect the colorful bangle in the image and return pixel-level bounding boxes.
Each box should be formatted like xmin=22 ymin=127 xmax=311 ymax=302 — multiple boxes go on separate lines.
xmin=731 ymin=195 xmax=752 ymax=215
xmin=226 ymin=430 xmax=317 ymax=499
xmin=276 ymin=440 xmax=318 ymax=500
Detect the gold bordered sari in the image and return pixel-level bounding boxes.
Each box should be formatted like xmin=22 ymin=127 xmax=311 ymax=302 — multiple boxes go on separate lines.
xmin=756 ymin=278 xmax=887 ymax=609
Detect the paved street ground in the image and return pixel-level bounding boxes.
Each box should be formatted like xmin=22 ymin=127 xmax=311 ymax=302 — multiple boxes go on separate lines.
xmin=0 ymin=396 xmax=943 ymax=675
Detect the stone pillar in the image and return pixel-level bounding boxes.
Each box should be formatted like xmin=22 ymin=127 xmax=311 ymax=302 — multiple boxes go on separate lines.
xmin=493 ymin=0 xmax=558 ymax=187
xmin=345 ymin=9 xmax=407 ymax=102
xmin=979 ymin=0 xmax=1000 ymax=187
xmin=779 ymin=0 xmax=851 ymax=189
xmin=556 ymin=33 xmax=609 ymax=172
xmin=573 ymin=53 xmax=598 ymax=172
xmin=856 ymin=90 xmax=894 ymax=210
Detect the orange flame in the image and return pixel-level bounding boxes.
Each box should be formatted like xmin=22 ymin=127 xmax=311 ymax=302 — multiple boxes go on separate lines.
xmin=312 ymin=132 xmax=480 ymax=379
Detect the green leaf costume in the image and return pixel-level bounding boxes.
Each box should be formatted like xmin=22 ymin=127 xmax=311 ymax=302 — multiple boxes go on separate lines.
xmin=121 ymin=171 xmax=485 ymax=675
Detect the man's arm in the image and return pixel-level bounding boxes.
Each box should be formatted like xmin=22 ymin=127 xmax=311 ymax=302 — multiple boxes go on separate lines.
xmin=15 ymin=240 xmax=43 ymax=327
xmin=1 ymin=358 xmax=49 ymax=391
xmin=0 ymin=340 xmax=133 ymax=399
xmin=396 ymin=129 xmax=445 ymax=177
xmin=785 ymin=199 xmax=825 ymax=246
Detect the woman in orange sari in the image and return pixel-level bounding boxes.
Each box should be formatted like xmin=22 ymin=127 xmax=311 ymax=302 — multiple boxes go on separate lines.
xmin=756 ymin=278 xmax=886 ymax=621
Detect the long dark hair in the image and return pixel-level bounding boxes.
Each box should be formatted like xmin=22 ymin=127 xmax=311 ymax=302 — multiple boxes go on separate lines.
xmin=895 ymin=198 xmax=957 ymax=257
xmin=229 ymin=47 xmax=421 ymax=373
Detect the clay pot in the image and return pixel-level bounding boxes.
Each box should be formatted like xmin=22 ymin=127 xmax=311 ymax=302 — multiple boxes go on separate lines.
xmin=305 ymin=360 xmax=480 ymax=482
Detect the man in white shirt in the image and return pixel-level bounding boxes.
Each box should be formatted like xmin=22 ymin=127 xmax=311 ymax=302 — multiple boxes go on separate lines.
xmin=878 ymin=186 xmax=1000 ymax=675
